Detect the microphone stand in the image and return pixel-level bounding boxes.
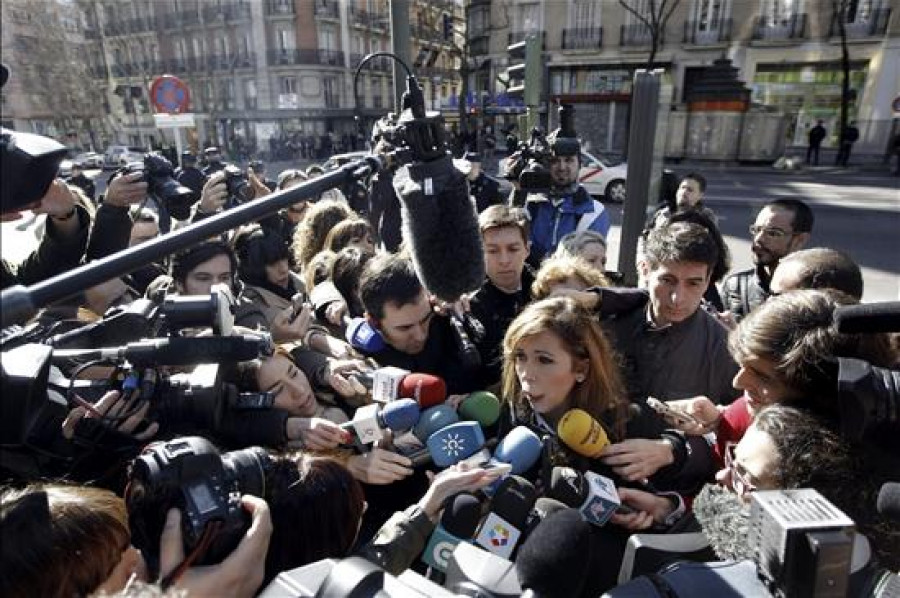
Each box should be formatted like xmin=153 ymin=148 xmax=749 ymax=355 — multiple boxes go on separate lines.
xmin=1 ymin=156 xmax=383 ymax=328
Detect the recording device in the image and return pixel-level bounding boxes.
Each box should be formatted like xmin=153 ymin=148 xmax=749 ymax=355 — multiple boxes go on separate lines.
xmin=504 ymin=104 xmax=581 ymax=193
xmin=473 ymin=426 xmax=542 ymax=496
xmin=126 ymin=436 xmax=270 ymax=575
xmin=422 ymin=492 xmax=482 ymax=573
xmin=876 ymin=482 xmax=900 ymax=521
xmin=749 ymin=488 xmax=855 ymax=598
xmin=833 ymin=301 xmax=900 ymax=333
xmin=445 ymin=542 xmax=523 ymax=598
xmin=398 ymin=372 xmax=447 ymax=408
xmin=344 ymin=316 xmax=386 ymax=353
xmin=122 ymin=154 xmax=195 ymax=220
xmin=474 ymin=475 xmax=537 ymax=560
xmin=419 ymin=421 xmax=486 ymax=468
xmin=557 ymin=408 xmax=611 ymax=458
xmin=646 ymin=396 xmax=702 ymax=427
xmin=413 ymin=404 xmax=460 ymax=442
xmin=222 ymin=164 xmax=254 ymax=208
xmin=340 ymin=398 xmax=420 ymax=445
xmin=548 ymin=466 xmax=625 ymax=527
xmin=516 ymin=508 xmax=595 ymax=598
xmin=836 ymin=356 xmax=900 ymax=445
xmin=458 ymin=390 xmax=501 ymax=428
xmin=0 ymin=127 xmax=69 ymax=212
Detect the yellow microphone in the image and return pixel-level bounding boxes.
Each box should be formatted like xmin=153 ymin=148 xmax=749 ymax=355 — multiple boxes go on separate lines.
xmin=557 ymin=408 xmax=610 ymax=458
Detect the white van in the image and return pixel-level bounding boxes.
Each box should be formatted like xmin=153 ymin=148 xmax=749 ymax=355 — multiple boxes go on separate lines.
xmin=104 ymin=145 xmax=146 ymax=168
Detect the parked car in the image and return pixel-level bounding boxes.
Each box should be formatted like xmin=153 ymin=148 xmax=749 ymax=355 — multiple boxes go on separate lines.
xmin=578 ymin=151 xmax=628 ymax=203
xmin=104 ymin=145 xmax=146 ymax=168
xmin=73 ymin=151 xmax=104 ymax=169
xmin=58 ymin=158 xmax=73 ymax=178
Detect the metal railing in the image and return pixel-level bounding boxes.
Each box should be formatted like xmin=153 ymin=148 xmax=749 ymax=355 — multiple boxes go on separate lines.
xmin=620 ymin=23 xmax=653 ymax=46
xmin=683 ymin=18 xmax=732 ymax=44
xmin=314 ymin=1 xmax=340 ymax=19
xmin=202 ymin=2 xmax=251 ymax=22
xmin=562 ymin=27 xmax=603 ymax=50
xmin=266 ymin=48 xmax=345 ymax=67
xmin=752 ymin=13 xmax=806 ymax=40
xmin=828 ymin=8 xmax=890 ymax=38
xmin=349 ymin=53 xmax=392 ymax=72
xmin=266 ymin=0 xmax=295 ymax=16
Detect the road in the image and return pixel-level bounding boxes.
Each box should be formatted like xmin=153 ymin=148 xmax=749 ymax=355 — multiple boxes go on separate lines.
xmin=3 ymin=165 xmax=898 ymax=302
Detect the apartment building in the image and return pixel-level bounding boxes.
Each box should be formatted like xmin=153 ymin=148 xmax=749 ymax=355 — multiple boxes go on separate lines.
xmin=467 ymin=0 xmax=899 ymax=158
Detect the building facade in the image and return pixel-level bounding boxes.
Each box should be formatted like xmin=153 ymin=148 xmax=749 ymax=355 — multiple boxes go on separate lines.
xmin=467 ymin=0 xmax=899 ymax=159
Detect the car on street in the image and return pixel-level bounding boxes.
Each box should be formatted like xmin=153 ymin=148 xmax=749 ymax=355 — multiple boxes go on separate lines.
xmin=578 ymin=151 xmax=628 ymax=203
xmin=73 ymin=151 xmax=104 ymax=169
xmin=104 ymin=145 xmax=146 ymax=168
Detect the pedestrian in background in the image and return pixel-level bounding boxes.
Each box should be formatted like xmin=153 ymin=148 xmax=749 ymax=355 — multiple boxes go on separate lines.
xmin=806 ymin=119 xmax=826 ymax=165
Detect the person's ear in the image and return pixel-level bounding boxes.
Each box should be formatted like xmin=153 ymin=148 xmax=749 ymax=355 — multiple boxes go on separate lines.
xmin=365 ymin=313 xmax=381 ymax=331
xmin=790 ymin=232 xmax=810 ymax=252
xmin=638 ymin=259 xmax=650 ymax=279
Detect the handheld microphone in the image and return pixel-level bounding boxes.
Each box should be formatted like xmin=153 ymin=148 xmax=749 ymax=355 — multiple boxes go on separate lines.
xmin=557 ymin=408 xmax=611 ymax=458
xmin=413 ymin=404 xmax=460 ymax=442
xmin=50 ymin=333 xmax=272 ymax=366
xmin=421 ymin=492 xmax=482 ymax=573
xmin=340 ymin=398 xmax=420 ymax=445
xmin=834 ymin=301 xmax=900 ymax=333
xmin=422 ymin=421 xmax=486 ymax=468
xmin=398 ymin=372 xmax=447 ymax=408
xmin=516 ymin=509 xmax=594 ymax=598
xmin=490 ymin=426 xmax=543 ymax=475
xmin=449 ymin=313 xmax=481 ymax=369
xmin=345 ymin=316 xmax=386 ymax=353
xmin=474 ymin=475 xmax=537 ymax=560
xmin=458 ymin=391 xmax=501 ymax=428
xmin=877 ymin=482 xmax=900 ymax=521
xmin=548 ymin=466 xmax=624 ymax=527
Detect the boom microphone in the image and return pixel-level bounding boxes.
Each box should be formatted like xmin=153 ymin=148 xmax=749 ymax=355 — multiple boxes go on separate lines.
xmin=877 ymin=482 xmax=900 ymax=521
xmin=516 ymin=509 xmax=593 ymax=598
xmin=50 ymin=333 xmax=272 ymax=366
xmin=392 ymin=155 xmax=485 ymax=302
xmin=834 ymin=301 xmax=900 ymax=333
xmin=557 ymin=408 xmax=611 ymax=458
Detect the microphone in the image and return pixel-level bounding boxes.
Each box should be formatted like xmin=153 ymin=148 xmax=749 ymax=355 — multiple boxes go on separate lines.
xmin=834 ymin=301 xmax=900 ymax=333
xmin=421 ymin=421 xmax=486 ymax=468
xmin=50 ymin=333 xmax=272 ymax=366
xmin=474 ymin=475 xmax=537 ymax=559
xmin=344 ymin=316 xmax=386 ymax=353
xmin=877 ymin=482 xmax=900 ymax=521
xmin=398 ymin=372 xmax=447 ymax=408
xmin=449 ymin=313 xmax=481 ymax=369
xmin=421 ymin=492 xmax=482 ymax=573
xmin=490 ymin=426 xmax=542 ymax=475
xmin=547 ymin=466 xmax=625 ymax=527
xmin=458 ymin=391 xmax=501 ymax=428
xmin=340 ymin=398 xmax=420 ymax=445
xmin=556 ymin=408 xmax=611 ymax=458
xmin=413 ymin=404 xmax=460 ymax=443
xmin=516 ymin=508 xmax=594 ymax=598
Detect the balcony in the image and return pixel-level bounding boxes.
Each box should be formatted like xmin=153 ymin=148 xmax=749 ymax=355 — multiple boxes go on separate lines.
xmin=508 ymin=31 xmax=545 ymax=46
xmin=350 ymin=53 xmax=392 ymax=72
xmin=683 ymin=18 xmax=732 ymax=45
xmin=828 ymin=8 xmax=891 ymax=38
xmin=266 ymin=0 xmax=294 ymax=16
xmin=752 ymin=13 xmax=806 ymax=41
xmin=202 ymin=2 xmax=252 ymax=22
xmin=180 ymin=10 xmax=202 ymax=27
xmin=103 ymin=20 xmax=127 ymax=36
xmin=620 ymin=23 xmax=653 ymax=47
xmin=125 ymin=15 xmax=159 ymax=34
xmin=314 ymin=1 xmax=339 ymax=20
xmin=266 ymin=49 xmax=345 ymax=67
xmin=562 ymin=27 xmax=603 ymax=50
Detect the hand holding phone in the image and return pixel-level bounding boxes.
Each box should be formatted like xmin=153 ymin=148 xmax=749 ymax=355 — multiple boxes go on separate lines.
xmin=646 ymin=397 xmax=702 ymax=427
xmin=289 ymin=293 xmax=310 ymax=324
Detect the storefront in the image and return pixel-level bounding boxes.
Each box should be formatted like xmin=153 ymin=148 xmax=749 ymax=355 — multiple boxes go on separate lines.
xmin=751 ymin=61 xmax=868 ymax=147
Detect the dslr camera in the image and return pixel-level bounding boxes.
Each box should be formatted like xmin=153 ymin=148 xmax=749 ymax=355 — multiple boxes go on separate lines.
xmin=122 ymin=154 xmax=195 ymax=220
xmin=126 ymin=436 xmax=270 ymax=575
xmin=222 ymin=164 xmax=254 ymax=208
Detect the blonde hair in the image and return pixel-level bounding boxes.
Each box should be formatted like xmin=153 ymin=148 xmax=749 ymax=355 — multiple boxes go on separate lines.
xmin=531 ymin=254 xmax=609 ymax=300
xmin=501 ymin=297 xmax=627 ymax=439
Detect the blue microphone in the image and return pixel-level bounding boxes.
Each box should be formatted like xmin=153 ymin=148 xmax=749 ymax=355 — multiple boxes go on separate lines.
xmin=413 ymin=404 xmax=460 ymax=442
xmin=345 ymin=316 xmax=385 ymax=353
xmin=421 ymin=492 xmax=482 ymax=573
xmin=491 ymin=426 xmax=542 ymax=474
xmin=340 ymin=398 xmax=420 ymax=445
xmin=426 ymin=422 xmax=486 ymax=468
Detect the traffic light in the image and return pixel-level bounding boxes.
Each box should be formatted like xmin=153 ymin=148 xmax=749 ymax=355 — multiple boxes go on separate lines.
xmin=505 ymin=35 xmax=541 ymax=107
xmin=443 ymin=13 xmax=453 ymax=40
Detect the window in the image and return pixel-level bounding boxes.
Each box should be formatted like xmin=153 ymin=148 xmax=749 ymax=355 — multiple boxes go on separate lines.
xmin=516 ymin=2 xmax=542 ymax=32
xmin=244 ymin=79 xmax=257 ymax=108
xmin=762 ymin=0 xmax=801 ymax=28
xmin=694 ymin=0 xmax=727 ymax=31
xmin=569 ymin=0 xmax=598 ymax=28
xmin=469 ymin=6 xmax=489 ymax=34
xmin=319 ymin=24 xmax=337 ymax=51
xmin=277 ymin=28 xmax=295 ymax=51
xmin=280 ymin=77 xmax=297 ymax=94
xmin=323 ymin=76 xmax=339 ymax=106
xmin=222 ymin=79 xmax=235 ymax=109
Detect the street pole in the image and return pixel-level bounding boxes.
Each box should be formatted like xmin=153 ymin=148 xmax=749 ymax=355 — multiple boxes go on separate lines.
xmin=389 ymin=0 xmax=411 ymax=112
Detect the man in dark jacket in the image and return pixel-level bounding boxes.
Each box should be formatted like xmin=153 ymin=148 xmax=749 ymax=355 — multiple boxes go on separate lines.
xmin=460 ymin=152 xmax=503 ymax=214
xmin=175 ymin=151 xmax=206 ymax=198
xmin=835 ymin=120 xmax=860 ymax=166
xmin=806 ymin=119 xmax=827 ymax=165
xmin=66 ymin=162 xmax=96 ymax=203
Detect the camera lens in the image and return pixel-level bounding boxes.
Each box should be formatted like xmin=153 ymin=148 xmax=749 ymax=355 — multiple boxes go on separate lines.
xmin=222 ymin=446 xmax=270 ymax=498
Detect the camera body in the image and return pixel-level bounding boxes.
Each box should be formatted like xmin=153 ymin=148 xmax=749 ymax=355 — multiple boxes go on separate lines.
xmin=128 ymin=436 xmax=269 ymax=572
xmin=123 ymin=154 xmax=195 ymax=219
xmin=222 ymin=164 xmax=253 ymax=208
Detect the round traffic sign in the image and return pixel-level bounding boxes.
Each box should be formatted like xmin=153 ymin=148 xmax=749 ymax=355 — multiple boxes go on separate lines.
xmin=150 ymin=75 xmax=191 ymax=114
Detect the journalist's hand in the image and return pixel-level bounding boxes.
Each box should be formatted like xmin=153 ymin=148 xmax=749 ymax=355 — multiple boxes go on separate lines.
xmin=600 ymin=438 xmax=675 ymax=481
xmin=247 ymin=170 xmax=271 ymax=200
xmin=419 ymin=463 xmax=502 ymax=521
xmin=347 ymin=447 xmax=413 ymax=485
xmin=665 ymin=396 xmax=722 ymax=435
xmin=271 ymin=303 xmax=311 ymax=343
xmin=105 ymin=171 xmax=148 ymax=207
xmin=325 ymin=300 xmax=348 ymax=327
xmin=286 ymin=417 xmax=351 ymax=450
xmin=62 ymin=389 xmax=159 ymax=442
xmin=158 ymin=496 xmax=272 ymax=598
xmin=610 ymin=487 xmax=676 ymax=531
xmin=198 ymin=171 xmax=228 ymax=214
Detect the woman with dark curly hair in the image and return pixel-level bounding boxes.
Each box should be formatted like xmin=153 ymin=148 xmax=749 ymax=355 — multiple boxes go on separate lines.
xmin=292 ymin=199 xmax=355 ymax=272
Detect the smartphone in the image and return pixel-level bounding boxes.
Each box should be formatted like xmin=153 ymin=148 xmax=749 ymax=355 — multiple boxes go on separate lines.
xmin=616 ymin=503 xmax=636 ymax=515
xmin=289 ymin=292 xmax=309 ymax=324
xmin=646 ymin=397 xmax=702 ymax=427
xmin=480 ymin=462 xmax=513 ymax=476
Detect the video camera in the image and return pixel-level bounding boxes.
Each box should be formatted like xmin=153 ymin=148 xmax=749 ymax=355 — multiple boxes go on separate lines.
xmin=504 ymin=104 xmax=581 ymax=193
xmin=122 ymin=153 xmax=195 ymax=220
xmin=126 ymin=435 xmax=270 ymax=576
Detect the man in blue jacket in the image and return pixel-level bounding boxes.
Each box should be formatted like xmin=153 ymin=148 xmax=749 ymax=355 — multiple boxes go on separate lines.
xmin=524 ymin=105 xmax=610 ymax=265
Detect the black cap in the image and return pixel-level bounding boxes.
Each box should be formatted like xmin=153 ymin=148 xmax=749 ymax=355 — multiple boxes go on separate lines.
xmin=547 ymin=104 xmax=581 ymax=157
xmin=1 ymin=128 xmax=69 ymax=213
xmin=463 ymin=151 xmax=481 ymax=163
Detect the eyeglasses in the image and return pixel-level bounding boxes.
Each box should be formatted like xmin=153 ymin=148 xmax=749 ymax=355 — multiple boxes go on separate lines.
xmin=749 ymin=225 xmax=792 ymax=240
xmin=724 ymin=443 xmax=757 ymax=496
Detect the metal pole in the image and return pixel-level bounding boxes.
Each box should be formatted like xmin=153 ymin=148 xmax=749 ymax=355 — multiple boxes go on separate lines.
xmin=389 ymin=0 xmax=411 ymax=112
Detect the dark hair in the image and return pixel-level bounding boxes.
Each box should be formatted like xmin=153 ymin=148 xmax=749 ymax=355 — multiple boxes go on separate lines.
xmin=1 ymin=484 xmax=130 ymax=598
xmin=331 ymin=247 xmax=373 ymax=317
xmin=325 ymin=218 xmax=374 ymax=253
xmin=292 ymin=199 xmax=355 ymax=269
xmin=643 ymin=221 xmax=719 ymax=274
xmin=264 ymin=453 xmax=365 ymax=585
xmin=359 ymin=253 xmax=423 ymax=320
xmin=478 ymin=204 xmax=530 ymax=244
xmin=663 ymin=209 xmax=731 ymax=283
xmin=170 ymin=240 xmax=237 ymax=288
xmin=304 ymin=249 xmax=337 ymax=293
xmin=777 ymin=248 xmax=863 ymax=300
xmin=765 ymin=198 xmax=814 ymax=233
xmin=681 ymin=172 xmax=707 ymax=192
xmin=233 ymin=226 xmax=292 ymax=286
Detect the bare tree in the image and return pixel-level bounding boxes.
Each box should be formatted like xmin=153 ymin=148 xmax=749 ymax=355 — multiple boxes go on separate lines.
xmin=617 ymin=0 xmax=681 ymax=69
